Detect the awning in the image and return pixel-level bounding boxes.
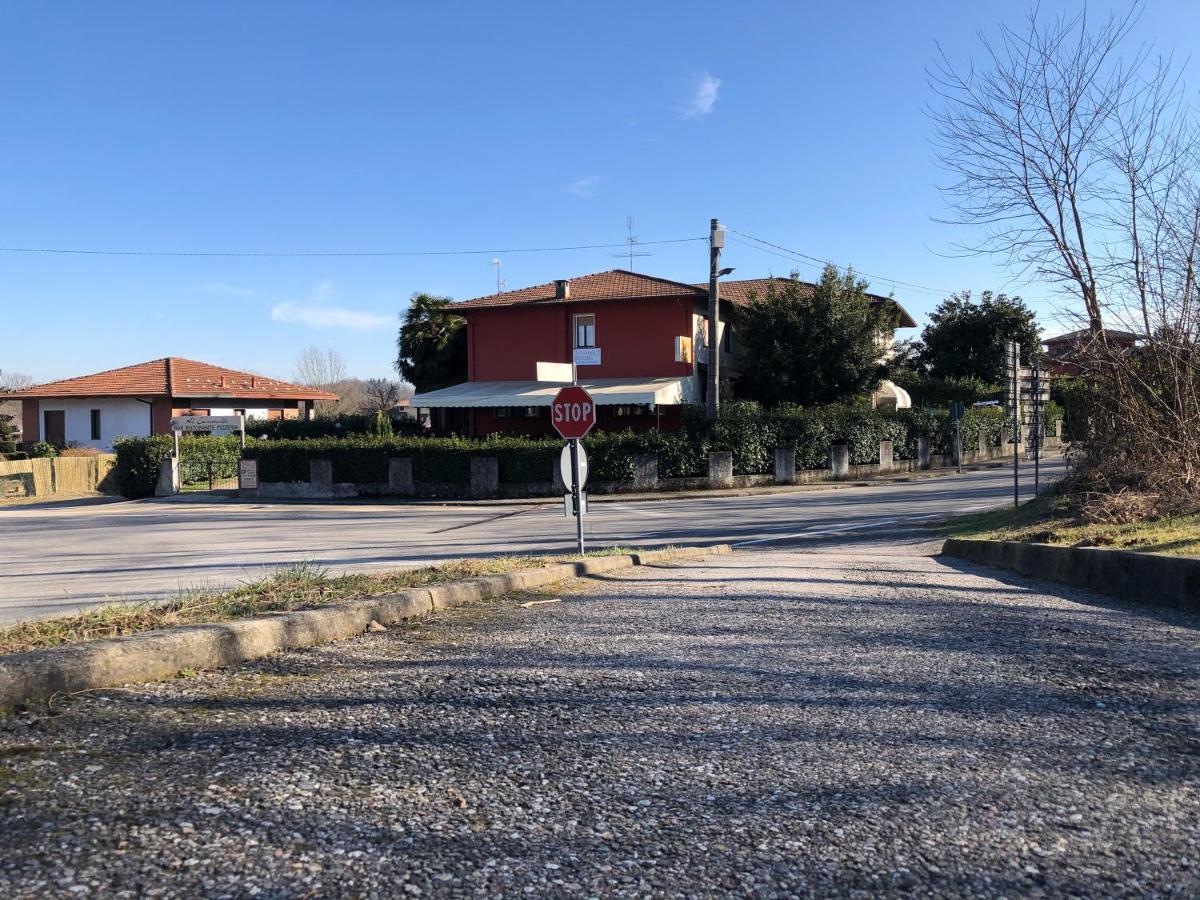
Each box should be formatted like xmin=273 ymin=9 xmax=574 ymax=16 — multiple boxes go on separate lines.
xmin=873 ymin=380 xmax=912 ymax=409
xmin=411 ymin=377 xmax=692 ymax=409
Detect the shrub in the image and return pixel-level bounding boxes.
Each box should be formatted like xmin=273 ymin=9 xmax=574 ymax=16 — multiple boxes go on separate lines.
xmin=369 ymin=410 xmax=394 ymax=439
xmin=113 ymin=436 xmax=174 ymax=498
xmin=245 ymin=414 xmax=375 ymax=441
xmin=59 ymin=446 xmax=102 ymax=457
xmin=30 ymin=441 xmax=59 ymax=459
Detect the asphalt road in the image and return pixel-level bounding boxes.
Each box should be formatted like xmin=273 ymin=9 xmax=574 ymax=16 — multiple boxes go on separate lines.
xmin=0 ymin=458 xmax=1064 ymax=624
xmin=1 ymin=538 xmax=1195 ymax=896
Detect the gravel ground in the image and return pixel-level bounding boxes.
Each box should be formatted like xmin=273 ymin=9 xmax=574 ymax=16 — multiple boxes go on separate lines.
xmin=1 ymin=534 xmax=1197 ymax=898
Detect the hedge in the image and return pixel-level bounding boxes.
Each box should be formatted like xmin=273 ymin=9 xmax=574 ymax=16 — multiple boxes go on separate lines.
xmin=246 ymin=414 xmax=423 ymax=441
xmin=239 ymin=402 xmax=1011 ymax=486
xmin=113 ymin=436 xmax=174 ymax=498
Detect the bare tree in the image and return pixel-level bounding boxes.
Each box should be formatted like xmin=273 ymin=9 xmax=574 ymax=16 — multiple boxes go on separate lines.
xmin=361 ymin=378 xmax=403 ymax=413
xmin=293 ymin=346 xmax=347 ymax=389
xmin=0 ymin=369 xmax=35 ymax=393
xmin=931 ymin=4 xmax=1200 ymax=502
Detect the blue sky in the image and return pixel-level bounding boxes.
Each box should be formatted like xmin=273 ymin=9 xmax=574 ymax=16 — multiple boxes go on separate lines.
xmin=2 ymin=1 xmax=1197 ymax=383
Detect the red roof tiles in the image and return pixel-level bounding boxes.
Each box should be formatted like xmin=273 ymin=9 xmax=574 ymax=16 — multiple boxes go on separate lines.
xmin=452 ymin=268 xmax=916 ymax=327
xmin=6 ymin=358 xmax=338 ymax=401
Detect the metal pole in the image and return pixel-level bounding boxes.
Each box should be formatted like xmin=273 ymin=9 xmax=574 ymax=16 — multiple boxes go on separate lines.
xmin=1033 ymin=362 xmax=1041 ymax=496
xmin=1012 ymin=342 xmax=1020 ymax=508
xmin=570 ymin=438 xmax=584 ymax=555
xmin=706 ymin=218 xmax=721 ymax=421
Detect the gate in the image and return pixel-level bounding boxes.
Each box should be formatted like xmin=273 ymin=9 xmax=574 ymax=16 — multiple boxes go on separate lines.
xmin=178 ymin=437 xmax=241 ymax=493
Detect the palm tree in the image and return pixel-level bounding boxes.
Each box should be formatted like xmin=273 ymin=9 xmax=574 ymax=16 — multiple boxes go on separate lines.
xmin=395 ymin=293 xmax=467 ymax=392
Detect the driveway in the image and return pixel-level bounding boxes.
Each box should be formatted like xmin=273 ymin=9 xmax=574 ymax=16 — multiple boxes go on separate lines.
xmin=0 ymin=458 xmax=1064 ymax=624
xmin=1 ymin=536 xmax=1195 ymax=897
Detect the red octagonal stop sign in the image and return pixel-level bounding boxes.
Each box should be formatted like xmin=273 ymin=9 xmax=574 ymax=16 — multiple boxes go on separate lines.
xmin=551 ymin=386 xmax=597 ymax=439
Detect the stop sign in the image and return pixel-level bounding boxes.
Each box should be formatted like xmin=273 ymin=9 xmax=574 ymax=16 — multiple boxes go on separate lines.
xmin=551 ymin=386 xmax=597 ymax=439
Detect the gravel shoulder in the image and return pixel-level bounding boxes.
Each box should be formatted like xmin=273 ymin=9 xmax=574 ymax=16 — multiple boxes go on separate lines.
xmin=1 ymin=534 xmax=1197 ymax=898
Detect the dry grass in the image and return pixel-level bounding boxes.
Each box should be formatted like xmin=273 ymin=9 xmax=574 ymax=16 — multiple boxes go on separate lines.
xmin=943 ymin=494 xmax=1200 ymax=557
xmin=0 ymin=549 xmax=635 ymax=655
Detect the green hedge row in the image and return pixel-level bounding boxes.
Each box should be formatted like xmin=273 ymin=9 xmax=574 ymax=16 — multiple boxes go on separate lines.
xmin=113 ymin=402 xmax=1049 ymax=494
xmin=246 ymin=414 xmax=423 ymax=440
xmin=241 ymin=403 xmax=1017 ymax=485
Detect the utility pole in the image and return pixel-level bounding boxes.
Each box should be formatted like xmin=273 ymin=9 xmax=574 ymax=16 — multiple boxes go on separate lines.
xmin=707 ymin=218 xmax=723 ymax=421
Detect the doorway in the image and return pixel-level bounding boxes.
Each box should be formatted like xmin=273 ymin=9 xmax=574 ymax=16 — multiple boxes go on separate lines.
xmin=43 ymin=410 xmax=65 ymax=446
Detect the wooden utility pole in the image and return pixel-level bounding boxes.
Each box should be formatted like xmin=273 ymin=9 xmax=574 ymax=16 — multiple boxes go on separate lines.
xmin=707 ymin=218 xmax=723 ymax=420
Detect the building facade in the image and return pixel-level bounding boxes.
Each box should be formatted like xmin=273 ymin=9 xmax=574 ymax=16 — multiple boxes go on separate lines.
xmin=9 ymin=357 xmax=337 ymax=451
xmin=411 ymin=269 xmax=916 ymax=436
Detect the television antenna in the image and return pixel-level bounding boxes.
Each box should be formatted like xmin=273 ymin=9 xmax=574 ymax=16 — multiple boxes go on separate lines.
xmin=610 ymin=216 xmax=651 ymax=270
xmin=491 ymin=257 xmax=506 ymax=293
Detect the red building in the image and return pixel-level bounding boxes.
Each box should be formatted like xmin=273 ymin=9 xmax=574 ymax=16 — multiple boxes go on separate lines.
xmin=411 ymin=269 xmax=915 ymax=436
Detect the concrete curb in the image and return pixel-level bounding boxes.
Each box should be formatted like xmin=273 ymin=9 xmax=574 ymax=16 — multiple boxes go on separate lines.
xmin=941 ymin=538 xmax=1200 ymax=612
xmin=0 ymin=545 xmax=732 ymax=711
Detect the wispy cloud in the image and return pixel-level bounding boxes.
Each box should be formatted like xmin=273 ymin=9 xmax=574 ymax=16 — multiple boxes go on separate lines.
xmin=682 ymin=72 xmax=721 ymax=119
xmin=271 ymin=281 xmax=390 ymax=330
xmin=567 ymin=175 xmax=599 ymax=198
xmin=271 ymin=302 xmax=391 ymax=330
xmin=190 ymin=282 xmax=257 ymax=298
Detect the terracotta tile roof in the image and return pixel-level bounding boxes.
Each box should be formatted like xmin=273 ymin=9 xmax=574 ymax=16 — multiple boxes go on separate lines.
xmin=453 ymin=269 xmax=705 ymax=310
xmin=451 ymin=268 xmax=916 ymax=327
xmin=5 ymin=358 xmax=339 ymax=401
xmin=700 ymin=277 xmax=918 ymax=328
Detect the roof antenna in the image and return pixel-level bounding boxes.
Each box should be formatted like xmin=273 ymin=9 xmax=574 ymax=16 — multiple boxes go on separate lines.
xmin=491 ymin=257 xmax=506 ymax=293
xmin=609 ymin=216 xmax=651 ymax=271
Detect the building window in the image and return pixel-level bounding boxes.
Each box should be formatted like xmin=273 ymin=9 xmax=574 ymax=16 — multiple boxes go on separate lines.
xmin=267 ymin=409 xmax=284 ymax=420
xmin=90 ymin=409 xmax=101 ymax=441
xmin=233 ymin=408 xmax=246 ymax=418
xmin=573 ymin=314 xmax=596 ymax=349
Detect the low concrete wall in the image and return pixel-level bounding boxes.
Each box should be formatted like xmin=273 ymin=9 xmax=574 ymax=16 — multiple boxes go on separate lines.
xmin=942 ymin=538 xmax=1200 ymax=612
xmin=0 ymin=544 xmax=733 ymax=711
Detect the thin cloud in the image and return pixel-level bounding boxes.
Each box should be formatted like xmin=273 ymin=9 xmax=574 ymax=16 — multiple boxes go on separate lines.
xmin=567 ymin=175 xmax=599 ymax=198
xmin=190 ymin=282 xmax=257 ymax=298
xmin=682 ymin=72 xmax=721 ymax=119
xmin=271 ymin=302 xmax=391 ymax=330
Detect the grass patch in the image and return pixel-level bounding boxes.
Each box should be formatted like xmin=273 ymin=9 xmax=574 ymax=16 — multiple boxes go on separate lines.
xmin=942 ymin=494 xmax=1200 ymax=556
xmin=0 ymin=550 xmax=636 ymax=655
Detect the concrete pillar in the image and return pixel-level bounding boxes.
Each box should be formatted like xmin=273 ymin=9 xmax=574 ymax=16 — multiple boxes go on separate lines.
xmin=310 ymin=459 xmax=333 ymax=489
xmin=389 ymin=458 xmax=414 ymax=495
xmin=470 ymin=456 xmax=499 ymax=497
xmin=708 ymin=450 xmax=733 ymax=488
xmin=917 ymin=436 xmax=932 ymax=470
xmin=1055 ymin=419 xmax=1063 ymax=439
xmin=632 ymin=454 xmax=659 ymax=490
xmin=951 ymin=431 xmax=963 ymax=467
xmin=830 ymin=443 xmax=849 ymax=479
xmin=774 ymin=447 xmax=796 ymax=484
xmin=878 ymin=440 xmax=894 ymax=472
xmin=977 ymin=431 xmax=988 ymax=455
xmin=154 ymin=457 xmax=179 ymax=497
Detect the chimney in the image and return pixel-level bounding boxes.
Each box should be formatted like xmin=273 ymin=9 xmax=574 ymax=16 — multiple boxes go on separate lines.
xmin=554 ymin=279 xmax=571 ymax=300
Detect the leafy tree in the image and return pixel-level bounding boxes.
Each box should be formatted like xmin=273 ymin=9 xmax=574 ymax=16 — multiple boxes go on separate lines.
xmin=917 ymin=291 xmax=1041 ymax=383
xmin=396 ymin=293 xmax=466 ymax=392
xmin=734 ymin=266 xmax=891 ymax=408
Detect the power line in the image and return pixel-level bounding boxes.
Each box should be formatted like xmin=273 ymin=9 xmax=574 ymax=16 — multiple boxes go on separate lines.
xmin=0 ymin=236 xmax=706 ymax=258
xmin=725 ymin=226 xmax=952 ymax=296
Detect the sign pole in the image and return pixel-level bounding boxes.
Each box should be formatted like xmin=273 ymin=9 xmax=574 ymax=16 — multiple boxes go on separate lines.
xmin=1033 ymin=361 xmax=1041 ymax=497
xmin=1011 ymin=342 xmax=1020 ymax=508
xmin=569 ymin=438 xmax=584 ymax=555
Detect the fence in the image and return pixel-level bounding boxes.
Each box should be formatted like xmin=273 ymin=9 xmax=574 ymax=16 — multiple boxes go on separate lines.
xmin=238 ymin=438 xmax=1021 ymax=501
xmin=0 ymin=454 xmax=118 ymax=499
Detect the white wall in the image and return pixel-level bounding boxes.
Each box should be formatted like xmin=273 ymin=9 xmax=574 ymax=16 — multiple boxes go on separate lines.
xmin=39 ymin=398 xmax=152 ymax=450
xmin=188 ymin=404 xmax=301 ymax=421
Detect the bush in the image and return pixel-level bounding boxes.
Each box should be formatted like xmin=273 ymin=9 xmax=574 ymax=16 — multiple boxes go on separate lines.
xmin=113 ymin=436 xmax=174 ymax=498
xmin=30 ymin=441 xmax=59 ymax=459
xmin=59 ymin=446 xmax=102 ymax=457
xmin=891 ymin=373 xmax=1002 ymax=408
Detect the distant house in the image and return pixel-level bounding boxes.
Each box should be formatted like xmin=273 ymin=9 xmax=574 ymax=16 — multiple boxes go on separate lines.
xmin=1042 ymin=329 xmax=1140 ymax=376
xmin=410 ymin=269 xmax=916 ymax=436
xmin=7 ymin=357 xmax=337 ymax=451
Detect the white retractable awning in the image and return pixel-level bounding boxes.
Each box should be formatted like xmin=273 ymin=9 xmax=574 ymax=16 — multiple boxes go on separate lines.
xmin=411 ymin=377 xmax=692 ymax=409
xmin=874 ymin=380 xmax=913 ymax=410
